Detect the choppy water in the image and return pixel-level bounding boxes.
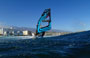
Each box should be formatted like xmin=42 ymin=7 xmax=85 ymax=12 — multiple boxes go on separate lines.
xmin=0 ymin=32 xmax=90 ymax=58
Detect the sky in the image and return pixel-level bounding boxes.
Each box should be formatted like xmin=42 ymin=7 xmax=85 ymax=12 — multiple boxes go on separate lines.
xmin=0 ymin=0 xmax=90 ymax=32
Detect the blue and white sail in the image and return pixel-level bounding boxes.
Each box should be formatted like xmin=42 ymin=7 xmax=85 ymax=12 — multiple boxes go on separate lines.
xmin=36 ymin=8 xmax=51 ymax=35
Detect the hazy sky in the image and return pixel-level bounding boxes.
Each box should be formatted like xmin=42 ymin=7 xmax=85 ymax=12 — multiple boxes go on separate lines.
xmin=0 ymin=0 xmax=90 ymax=32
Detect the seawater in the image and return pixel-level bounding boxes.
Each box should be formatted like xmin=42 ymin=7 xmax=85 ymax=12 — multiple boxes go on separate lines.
xmin=0 ymin=36 xmax=90 ymax=58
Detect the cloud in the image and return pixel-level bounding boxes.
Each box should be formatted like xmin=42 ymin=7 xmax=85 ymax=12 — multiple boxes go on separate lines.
xmin=0 ymin=21 xmax=10 ymax=28
xmin=72 ymin=19 xmax=86 ymax=32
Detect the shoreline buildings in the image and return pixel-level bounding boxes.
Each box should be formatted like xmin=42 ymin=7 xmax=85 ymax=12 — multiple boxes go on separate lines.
xmin=0 ymin=27 xmax=33 ymax=36
xmin=0 ymin=27 xmax=69 ymax=36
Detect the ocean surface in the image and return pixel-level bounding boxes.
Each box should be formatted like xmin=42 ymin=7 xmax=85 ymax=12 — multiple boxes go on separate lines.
xmin=0 ymin=31 xmax=90 ymax=58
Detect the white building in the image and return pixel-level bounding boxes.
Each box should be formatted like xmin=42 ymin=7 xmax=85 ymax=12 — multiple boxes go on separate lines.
xmin=0 ymin=28 xmax=4 ymax=35
xmin=23 ymin=30 xmax=32 ymax=36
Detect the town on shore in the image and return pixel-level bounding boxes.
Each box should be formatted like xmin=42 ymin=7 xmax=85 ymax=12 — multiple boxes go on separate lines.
xmin=0 ymin=27 xmax=70 ymax=36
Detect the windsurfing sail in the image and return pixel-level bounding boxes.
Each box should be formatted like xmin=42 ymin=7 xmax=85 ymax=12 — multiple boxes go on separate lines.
xmin=36 ymin=8 xmax=51 ymax=37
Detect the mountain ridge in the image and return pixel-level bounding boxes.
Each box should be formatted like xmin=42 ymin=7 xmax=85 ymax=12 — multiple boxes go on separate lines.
xmin=0 ymin=26 xmax=71 ymax=33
